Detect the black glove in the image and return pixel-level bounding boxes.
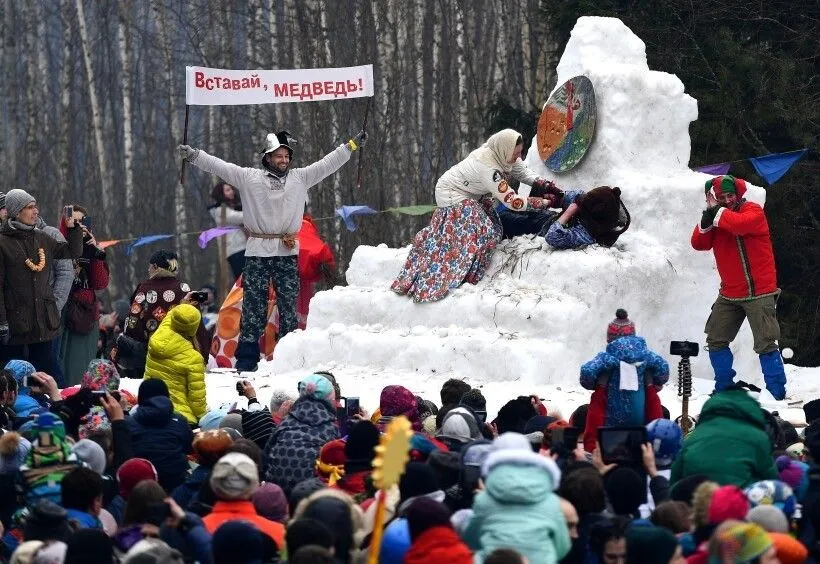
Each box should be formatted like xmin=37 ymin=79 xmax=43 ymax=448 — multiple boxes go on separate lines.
xmin=530 ymin=178 xmax=564 ymax=199
xmin=347 ymin=130 xmax=367 ymax=152
xmin=0 ymin=323 xmax=9 ymax=345
xmin=701 ymin=206 xmax=720 ymax=229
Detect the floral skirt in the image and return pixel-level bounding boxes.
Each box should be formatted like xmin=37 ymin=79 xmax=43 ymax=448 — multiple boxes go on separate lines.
xmin=391 ymin=198 xmax=502 ymax=303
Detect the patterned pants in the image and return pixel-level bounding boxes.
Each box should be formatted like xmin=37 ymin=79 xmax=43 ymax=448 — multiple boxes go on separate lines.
xmin=239 ymin=255 xmax=299 ymax=344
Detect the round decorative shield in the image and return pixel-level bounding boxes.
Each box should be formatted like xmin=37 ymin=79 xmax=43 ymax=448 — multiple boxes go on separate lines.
xmin=536 ymin=75 xmax=596 ymax=172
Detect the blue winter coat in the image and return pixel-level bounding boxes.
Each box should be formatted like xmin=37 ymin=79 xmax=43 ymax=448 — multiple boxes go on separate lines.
xmin=580 ymin=336 xmax=669 ymax=426
xmin=544 ymin=191 xmax=596 ymax=249
xmin=463 ymin=463 xmax=572 ymax=564
xmin=126 ymin=397 xmax=193 ymax=492
xmin=262 ymin=396 xmax=339 ymax=494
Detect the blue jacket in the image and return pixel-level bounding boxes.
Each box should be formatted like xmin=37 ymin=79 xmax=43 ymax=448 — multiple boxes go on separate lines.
xmin=12 ymin=392 xmax=46 ymax=418
xmin=580 ymin=336 xmax=668 ymax=426
xmin=65 ymin=508 xmax=102 ymax=529
xmin=126 ymin=397 xmax=193 ymax=492
xmin=463 ymin=462 xmax=571 ymax=564
xmin=545 ymin=191 xmax=596 ymax=249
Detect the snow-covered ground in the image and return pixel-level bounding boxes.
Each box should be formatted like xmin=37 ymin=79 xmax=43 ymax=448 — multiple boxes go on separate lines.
xmin=121 ymin=17 xmax=820 ymax=425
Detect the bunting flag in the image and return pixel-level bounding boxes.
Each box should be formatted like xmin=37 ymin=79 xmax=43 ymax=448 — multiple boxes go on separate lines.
xmin=748 ymin=149 xmax=808 ymax=186
xmin=198 ymin=226 xmax=239 ymax=249
xmin=695 ymin=148 xmax=810 ymax=185
xmin=90 ymin=202 xmax=439 ymax=250
xmin=695 ymin=162 xmax=731 ymax=176
xmin=336 ymin=205 xmax=378 ymax=231
xmin=126 ymin=234 xmax=174 ymax=255
xmin=387 ymin=204 xmax=437 ymax=216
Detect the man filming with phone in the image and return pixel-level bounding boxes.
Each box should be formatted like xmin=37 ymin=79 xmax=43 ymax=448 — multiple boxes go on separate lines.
xmin=692 ymin=175 xmax=786 ymax=399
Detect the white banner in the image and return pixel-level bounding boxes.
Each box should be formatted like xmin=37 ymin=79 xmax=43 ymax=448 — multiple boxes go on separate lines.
xmin=185 ymin=64 xmax=374 ymax=106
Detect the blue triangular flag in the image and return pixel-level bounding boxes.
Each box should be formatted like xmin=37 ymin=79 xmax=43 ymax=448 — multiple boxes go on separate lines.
xmin=748 ymin=149 xmax=808 ymax=185
xmin=335 ymin=205 xmax=378 ymax=232
xmin=126 ymin=234 xmax=174 ymax=255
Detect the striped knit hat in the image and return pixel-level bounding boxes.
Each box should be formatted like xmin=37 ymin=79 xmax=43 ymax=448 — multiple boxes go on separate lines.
xmin=607 ymin=309 xmax=636 ymax=342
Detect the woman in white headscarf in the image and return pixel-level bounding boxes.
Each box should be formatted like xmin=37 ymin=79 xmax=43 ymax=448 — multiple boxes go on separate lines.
xmin=391 ymin=129 xmax=561 ymax=302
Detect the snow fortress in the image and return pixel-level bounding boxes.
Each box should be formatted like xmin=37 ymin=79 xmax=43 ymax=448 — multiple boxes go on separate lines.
xmin=255 ymin=16 xmax=807 ymax=416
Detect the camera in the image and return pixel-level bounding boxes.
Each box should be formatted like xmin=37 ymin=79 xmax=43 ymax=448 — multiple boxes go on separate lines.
xmin=236 ymin=380 xmax=246 ymax=395
xmin=190 ymin=291 xmax=210 ymax=303
xmin=670 ymin=340 xmax=699 ymax=357
xmin=63 ymin=205 xmax=74 ymax=220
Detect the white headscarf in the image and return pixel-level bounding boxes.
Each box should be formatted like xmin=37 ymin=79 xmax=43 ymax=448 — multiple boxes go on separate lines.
xmin=467 ymin=129 xmax=522 ymax=173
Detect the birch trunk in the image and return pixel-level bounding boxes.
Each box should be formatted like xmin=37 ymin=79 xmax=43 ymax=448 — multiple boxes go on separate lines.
xmin=118 ymin=0 xmax=136 ymax=288
xmin=75 ymin=0 xmax=113 ymax=233
xmin=152 ymin=0 xmax=188 ymax=279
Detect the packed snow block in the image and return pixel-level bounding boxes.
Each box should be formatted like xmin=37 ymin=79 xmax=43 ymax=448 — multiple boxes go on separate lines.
xmin=269 ymin=16 xmax=774 ymax=393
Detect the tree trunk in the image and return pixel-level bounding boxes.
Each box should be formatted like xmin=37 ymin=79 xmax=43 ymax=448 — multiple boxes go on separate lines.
xmin=75 ymin=0 xmax=113 ymax=234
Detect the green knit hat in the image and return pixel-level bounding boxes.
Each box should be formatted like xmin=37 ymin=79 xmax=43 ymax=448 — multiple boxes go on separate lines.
xmin=709 ymin=521 xmax=772 ymax=563
xmin=626 ymin=526 xmax=679 ymax=564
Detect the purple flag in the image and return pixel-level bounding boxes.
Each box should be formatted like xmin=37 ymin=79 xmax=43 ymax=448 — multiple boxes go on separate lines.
xmin=695 ymin=162 xmax=731 ymax=176
xmin=198 ymin=226 xmax=239 ymax=249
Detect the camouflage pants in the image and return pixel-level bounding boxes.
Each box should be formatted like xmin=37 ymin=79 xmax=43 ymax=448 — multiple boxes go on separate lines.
xmin=239 ymin=255 xmax=299 ymax=344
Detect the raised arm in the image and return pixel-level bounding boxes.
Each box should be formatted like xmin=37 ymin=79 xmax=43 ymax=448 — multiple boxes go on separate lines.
xmin=179 ymin=146 xmax=255 ymax=191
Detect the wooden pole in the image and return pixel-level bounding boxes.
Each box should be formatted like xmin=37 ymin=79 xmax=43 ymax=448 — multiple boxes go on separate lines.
xmin=355 ymin=97 xmax=372 ymax=190
xmin=218 ymin=203 xmax=230 ymax=303
xmin=179 ymin=104 xmax=191 ymax=184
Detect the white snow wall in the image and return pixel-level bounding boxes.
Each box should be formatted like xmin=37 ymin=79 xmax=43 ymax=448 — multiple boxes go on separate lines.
xmin=270 ymin=17 xmax=772 ymax=391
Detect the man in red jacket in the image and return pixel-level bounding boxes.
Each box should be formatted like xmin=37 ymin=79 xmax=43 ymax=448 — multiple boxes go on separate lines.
xmin=691 ymin=175 xmax=786 ymax=399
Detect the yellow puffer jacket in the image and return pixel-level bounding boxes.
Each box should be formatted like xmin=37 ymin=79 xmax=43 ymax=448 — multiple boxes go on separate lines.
xmin=144 ymin=304 xmax=206 ymax=424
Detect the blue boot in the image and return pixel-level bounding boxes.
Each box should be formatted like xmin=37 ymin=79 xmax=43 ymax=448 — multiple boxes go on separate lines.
xmin=759 ymin=350 xmax=787 ymax=400
xmin=234 ymin=340 xmax=260 ymax=372
xmin=709 ymin=348 xmax=737 ymax=392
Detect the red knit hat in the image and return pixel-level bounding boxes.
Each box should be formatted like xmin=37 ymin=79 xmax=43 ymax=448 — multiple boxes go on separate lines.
xmin=116 ymin=458 xmax=158 ymax=499
xmin=315 ymin=439 xmax=346 ymax=485
xmin=607 ymin=309 xmax=636 ymax=343
xmin=708 ymin=485 xmax=750 ymax=524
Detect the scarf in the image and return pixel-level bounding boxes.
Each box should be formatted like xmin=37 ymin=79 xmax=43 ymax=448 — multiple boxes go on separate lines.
xmin=9 ymin=219 xmax=35 ymax=231
xmin=467 ymin=129 xmax=522 ymax=173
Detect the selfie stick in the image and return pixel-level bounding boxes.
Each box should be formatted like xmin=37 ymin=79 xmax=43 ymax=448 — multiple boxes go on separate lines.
xmin=677 ymin=355 xmax=694 ymax=434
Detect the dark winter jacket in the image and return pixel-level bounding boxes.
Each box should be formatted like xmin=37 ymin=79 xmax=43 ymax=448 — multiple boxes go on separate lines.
xmin=171 ymin=464 xmax=211 ymax=511
xmin=126 ymin=396 xmax=193 ymax=492
xmin=670 ymin=390 xmax=778 ymax=487
xmin=0 ymin=221 xmax=83 ymax=344
xmin=263 ymin=396 xmax=340 ymax=494
xmin=112 ymin=271 xmax=209 ymax=371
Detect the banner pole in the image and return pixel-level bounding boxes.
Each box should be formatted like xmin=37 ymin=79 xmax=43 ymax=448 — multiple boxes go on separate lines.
xmin=355 ymin=97 xmax=372 ymax=190
xmin=180 ymin=104 xmax=191 ymax=185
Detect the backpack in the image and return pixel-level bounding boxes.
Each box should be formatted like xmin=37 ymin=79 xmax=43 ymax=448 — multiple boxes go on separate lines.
xmin=18 ymin=413 xmax=78 ymax=505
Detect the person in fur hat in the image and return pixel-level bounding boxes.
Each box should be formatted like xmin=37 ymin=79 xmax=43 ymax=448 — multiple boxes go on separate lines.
xmin=691 ymin=175 xmax=786 ymax=399
xmin=179 ymin=129 xmax=365 ymax=371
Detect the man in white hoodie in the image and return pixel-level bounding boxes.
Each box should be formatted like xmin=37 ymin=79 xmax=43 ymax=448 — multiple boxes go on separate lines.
xmin=179 ymin=129 xmax=366 ymax=371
